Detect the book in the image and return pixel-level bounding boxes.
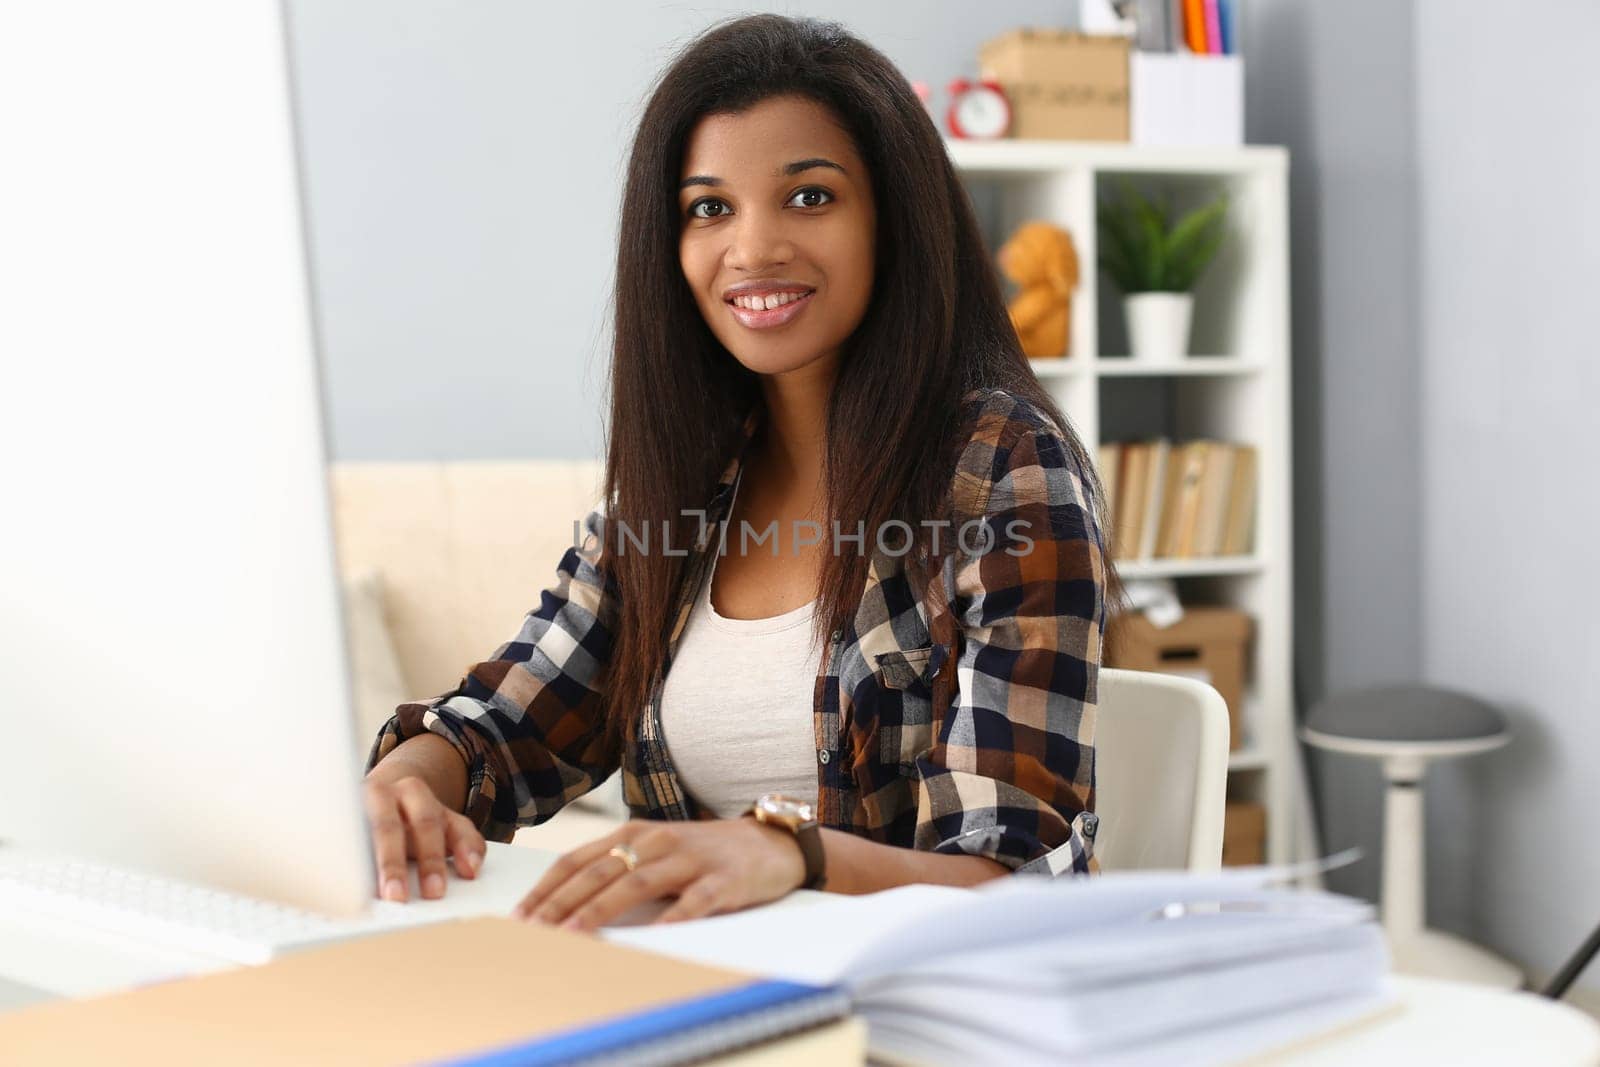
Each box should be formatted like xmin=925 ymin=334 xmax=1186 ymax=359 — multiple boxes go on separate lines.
xmin=0 ymin=917 xmax=854 ymax=1066
xmin=1114 ymin=442 xmax=1149 ymax=561
xmin=608 ymin=864 xmax=1400 ymax=1066
xmin=1221 ymin=444 xmax=1258 ymax=555
xmin=1099 ymin=440 xmax=1123 ymax=552
xmin=1182 ymin=0 xmax=1208 ymax=52
xmin=1137 ymin=437 xmax=1171 ymax=560
xmin=1203 ymin=0 xmax=1224 ymax=55
xmin=1192 ymin=442 xmax=1235 ymax=556
xmin=1159 ymin=441 xmax=1210 ymax=557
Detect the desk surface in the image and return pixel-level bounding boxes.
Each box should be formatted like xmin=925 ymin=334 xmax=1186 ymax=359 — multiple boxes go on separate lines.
xmin=2 ymin=842 xmax=1596 ymax=1066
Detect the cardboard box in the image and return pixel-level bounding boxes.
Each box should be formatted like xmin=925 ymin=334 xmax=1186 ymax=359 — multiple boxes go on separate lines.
xmin=1223 ymin=801 xmax=1267 ymax=866
xmin=1130 ymin=51 xmax=1244 ymax=146
xmin=1105 ymin=606 xmax=1253 ymax=749
xmin=978 ymin=29 xmax=1130 ymax=142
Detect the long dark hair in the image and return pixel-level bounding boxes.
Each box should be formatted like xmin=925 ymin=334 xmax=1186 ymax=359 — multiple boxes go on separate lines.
xmin=599 ymin=13 xmax=1125 ymax=750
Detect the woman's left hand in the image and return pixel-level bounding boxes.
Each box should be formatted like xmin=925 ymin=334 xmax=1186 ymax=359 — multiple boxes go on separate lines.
xmin=513 ymin=817 xmax=808 ymax=932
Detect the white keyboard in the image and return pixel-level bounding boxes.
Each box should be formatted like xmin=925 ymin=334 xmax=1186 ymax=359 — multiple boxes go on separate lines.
xmin=0 ymin=854 xmax=446 ymax=965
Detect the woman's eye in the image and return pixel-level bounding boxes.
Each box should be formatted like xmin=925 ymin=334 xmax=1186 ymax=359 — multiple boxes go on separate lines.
xmin=688 ymin=198 xmax=728 ymax=220
xmin=686 ymin=188 xmax=833 ymax=220
xmin=789 ymin=187 xmax=834 ymax=208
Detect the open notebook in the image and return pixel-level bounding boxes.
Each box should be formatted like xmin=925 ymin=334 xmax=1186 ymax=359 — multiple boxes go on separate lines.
xmin=606 ymin=862 xmax=1399 ymax=1066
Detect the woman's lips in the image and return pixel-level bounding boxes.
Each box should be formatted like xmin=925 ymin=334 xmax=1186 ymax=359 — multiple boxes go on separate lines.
xmin=726 ymin=290 xmax=815 ymax=330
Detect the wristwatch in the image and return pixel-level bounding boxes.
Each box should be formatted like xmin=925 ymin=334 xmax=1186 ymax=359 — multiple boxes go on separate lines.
xmin=744 ymin=793 xmax=826 ymax=891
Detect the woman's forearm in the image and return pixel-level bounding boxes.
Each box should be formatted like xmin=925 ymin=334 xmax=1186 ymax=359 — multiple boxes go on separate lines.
xmin=365 ymin=732 xmax=469 ymax=813
xmin=816 ymin=828 xmax=1010 ymax=895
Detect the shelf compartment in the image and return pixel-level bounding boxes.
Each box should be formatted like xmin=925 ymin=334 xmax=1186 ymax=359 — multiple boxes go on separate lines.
xmin=1096 ymin=357 xmax=1264 ymax=377
xmin=1116 ymin=555 xmax=1265 ymax=579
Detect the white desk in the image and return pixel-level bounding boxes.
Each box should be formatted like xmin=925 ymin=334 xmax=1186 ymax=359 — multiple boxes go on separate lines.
xmin=2 ymin=843 xmax=1596 ymax=1066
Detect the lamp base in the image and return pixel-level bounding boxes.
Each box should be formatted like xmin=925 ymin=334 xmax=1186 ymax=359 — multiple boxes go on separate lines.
xmin=1387 ymin=927 xmax=1525 ymax=990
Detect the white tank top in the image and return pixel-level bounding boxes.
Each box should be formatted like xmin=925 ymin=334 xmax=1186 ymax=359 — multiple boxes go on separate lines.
xmin=657 ymin=473 xmax=823 ymax=819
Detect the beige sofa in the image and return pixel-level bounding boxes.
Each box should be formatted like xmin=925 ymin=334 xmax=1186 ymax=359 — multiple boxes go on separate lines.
xmin=329 ymin=460 xmax=628 ymax=854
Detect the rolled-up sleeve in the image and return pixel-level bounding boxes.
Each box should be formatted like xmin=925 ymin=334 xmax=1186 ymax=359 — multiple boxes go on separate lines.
xmin=364 ymin=501 xmax=622 ymax=843
xmin=914 ymin=421 xmax=1107 ymax=876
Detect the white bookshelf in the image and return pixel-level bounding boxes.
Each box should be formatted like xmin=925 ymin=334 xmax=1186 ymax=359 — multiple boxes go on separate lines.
xmin=948 ymin=138 xmax=1307 ymax=869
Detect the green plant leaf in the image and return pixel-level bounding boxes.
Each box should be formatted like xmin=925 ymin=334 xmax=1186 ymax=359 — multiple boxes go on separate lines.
xmin=1163 ymin=196 xmax=1229 ymax=290
xmin=1133 ymin=196 xmax=1167 ymax=292
xmin=1097 ymin=191 xmax=1144 ymax=293
xmin=1096 ymin=179 xmax=1230 ymax=294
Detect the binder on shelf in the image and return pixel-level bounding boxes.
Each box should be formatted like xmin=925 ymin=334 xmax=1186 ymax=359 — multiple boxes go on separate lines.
xmin=1118 ymin=442 xmax=1151 ymax=560
xmin=1159 ymin=441 xmax=1209 ymax=558
xmin=1221 ymin=444 xmax=1258 ymax=556
xmin=1137 ymin=438 xmax=1171 ymax=561
xmin=1102 ymin=438 xmax=1256 ymax=563
xmin=1182 ymin=0 xmax=1208 ymax=52
xmin=1193 ymin=442 xmax=1234 ymax=556
xmin=1202 ymin=0 xmax=1223 ymax=54
xmin=1100 ymin=440 xmax=1124 ymax=553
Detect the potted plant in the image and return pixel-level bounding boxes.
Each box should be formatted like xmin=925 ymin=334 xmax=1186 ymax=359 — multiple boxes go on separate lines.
xmin=1098 ymin=181 xmax=1229 ymax=363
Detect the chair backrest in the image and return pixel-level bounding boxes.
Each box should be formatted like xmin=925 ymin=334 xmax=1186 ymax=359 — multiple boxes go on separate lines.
xmin=327 ymin=459 xmax=606 ymax=699
xmin=1094 ymin=667 xmax=1231 ymax=872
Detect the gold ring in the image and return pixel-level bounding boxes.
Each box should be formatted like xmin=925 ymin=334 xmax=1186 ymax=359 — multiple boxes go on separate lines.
xmin=607 ymin=843 xmax=639 ymax=873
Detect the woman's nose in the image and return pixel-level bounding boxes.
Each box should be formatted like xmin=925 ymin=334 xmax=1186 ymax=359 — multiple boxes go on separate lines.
xmin=725 ymin=210 xmax=795 ymax=270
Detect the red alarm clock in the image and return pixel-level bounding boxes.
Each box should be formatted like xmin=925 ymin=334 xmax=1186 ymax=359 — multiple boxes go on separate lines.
xmin=946 ymin=77 xmax=1012 ymax=140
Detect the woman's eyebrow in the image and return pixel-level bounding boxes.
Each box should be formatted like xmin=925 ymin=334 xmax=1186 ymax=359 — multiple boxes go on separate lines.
xmin=679 ymin=157 xmax=847 ymax=191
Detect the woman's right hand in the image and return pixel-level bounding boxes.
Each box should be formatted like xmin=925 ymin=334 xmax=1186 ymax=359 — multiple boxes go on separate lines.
xmin=362 ymin=771 xmax=486 ymax=903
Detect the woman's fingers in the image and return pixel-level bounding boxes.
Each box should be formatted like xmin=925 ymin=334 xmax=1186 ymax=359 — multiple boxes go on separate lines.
xmin=519 ymin=846 xmax=636 ymax=926
xmin=559 ymin=854 xmax=696 ymax=933
xmin=363 ymin=783 xmax=411 ymax=902
xmin=514 ymin=824 xmax=637 ymax=919
xmin=394 ymin=778 xmax=453 ymax=899
xmin=444 ymin=811 xmax=486 ymax=880
xmin=655 ymin=874 xmax=729 ymax=924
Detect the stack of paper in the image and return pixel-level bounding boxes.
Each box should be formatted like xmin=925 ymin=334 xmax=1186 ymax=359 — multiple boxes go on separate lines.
xmin=606 ymin=865 xmax=1397 ymax=1066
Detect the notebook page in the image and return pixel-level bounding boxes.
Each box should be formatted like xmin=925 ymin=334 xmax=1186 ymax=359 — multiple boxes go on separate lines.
xmin=602 ymin=882 xmax=970 ymax=985
xmin=606 ymin=864 xmax=1311 ymax=987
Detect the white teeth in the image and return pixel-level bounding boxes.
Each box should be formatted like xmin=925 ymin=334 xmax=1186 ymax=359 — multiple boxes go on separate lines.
xmin=733 ymin=291 xmax=809 ymax=311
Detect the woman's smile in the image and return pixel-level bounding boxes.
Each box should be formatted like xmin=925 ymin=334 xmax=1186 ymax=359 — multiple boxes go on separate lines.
xmin=726 ymin=287 xmax=817 ymax=330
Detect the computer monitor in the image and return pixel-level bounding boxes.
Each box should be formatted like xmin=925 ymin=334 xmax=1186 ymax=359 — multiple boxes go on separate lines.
xmin=0 ymin=1 xmax=375 ymax=916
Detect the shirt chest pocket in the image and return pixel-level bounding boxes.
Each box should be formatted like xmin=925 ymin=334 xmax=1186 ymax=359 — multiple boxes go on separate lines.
xmin=874 ymin=645 xmax=936 ymax=689
xmin=871 ymin=644 xmax=947 ymax=772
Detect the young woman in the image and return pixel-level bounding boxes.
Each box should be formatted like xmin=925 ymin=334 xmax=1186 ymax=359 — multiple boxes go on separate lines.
xmin=362 ymin=13 xmax=1124 ymax=932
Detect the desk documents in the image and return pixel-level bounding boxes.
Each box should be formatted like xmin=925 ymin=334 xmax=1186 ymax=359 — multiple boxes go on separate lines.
xmin=0 ymin=916 xmax=854 ymax=1066
xmin=608 ymin=864 xmax=1398 ymax=1066
xmin=0 ymin=859 xmax=1397 ymax=1067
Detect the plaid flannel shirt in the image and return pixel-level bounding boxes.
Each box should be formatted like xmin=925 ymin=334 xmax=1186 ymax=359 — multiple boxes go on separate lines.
xmin=366 ymin=386 xmax=1107 ymax=876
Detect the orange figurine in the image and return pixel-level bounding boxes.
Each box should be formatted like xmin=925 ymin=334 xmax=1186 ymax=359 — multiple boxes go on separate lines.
xmin=996 ymin=220 xmax=1079 ymax=359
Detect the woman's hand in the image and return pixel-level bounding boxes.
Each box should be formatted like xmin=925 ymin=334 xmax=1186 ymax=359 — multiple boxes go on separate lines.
xmin=514 ymin=818 xmax=806 ymax=932
xmin=362 ymin=774 xmax=486 ymax=902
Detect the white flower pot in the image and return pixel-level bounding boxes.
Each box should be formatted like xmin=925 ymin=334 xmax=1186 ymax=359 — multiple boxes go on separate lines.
xmin=1124 ymin=292 xmax=1194 ymax=363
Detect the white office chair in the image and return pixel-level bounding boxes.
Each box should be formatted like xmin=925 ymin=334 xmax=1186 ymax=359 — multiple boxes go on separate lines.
xmin=1093 ymin=668 xmax=1232 ymax=872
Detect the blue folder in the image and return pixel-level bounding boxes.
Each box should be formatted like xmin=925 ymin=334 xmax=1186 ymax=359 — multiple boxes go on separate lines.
xmin=435 ymin=978 xmax=850 ymax=1067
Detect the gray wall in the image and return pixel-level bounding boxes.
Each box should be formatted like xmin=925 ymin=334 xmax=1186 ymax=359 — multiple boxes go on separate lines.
xmin=284 ymin=0 xmax=1077 ymax=461
xmin=1244 ymin=0 xmax=1599 ymax=992
xmin=1237 ymin=0 xmax=1425 ymax=912
xmin=1414 ymin=0 xmax=1600 ymax=990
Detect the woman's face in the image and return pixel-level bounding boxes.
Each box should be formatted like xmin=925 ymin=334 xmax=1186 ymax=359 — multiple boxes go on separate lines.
xmin=678 ymin=94 xmax=876 ymax=380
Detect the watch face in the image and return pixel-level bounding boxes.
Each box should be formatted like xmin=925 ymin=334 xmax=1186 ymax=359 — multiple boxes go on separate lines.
xmin=756 ymin=793 xmax=814 ymax=823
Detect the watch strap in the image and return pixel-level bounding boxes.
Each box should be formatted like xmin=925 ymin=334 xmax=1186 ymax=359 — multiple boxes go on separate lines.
xmin=791 ymin=819 xmax=826 ymax=891
xmin=745 ymin=804 xmax=827 ymax=891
